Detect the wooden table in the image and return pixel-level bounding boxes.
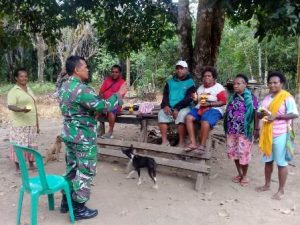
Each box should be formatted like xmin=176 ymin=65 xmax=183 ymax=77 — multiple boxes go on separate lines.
xmin=97 ymin=110 xmax=159 ymax=142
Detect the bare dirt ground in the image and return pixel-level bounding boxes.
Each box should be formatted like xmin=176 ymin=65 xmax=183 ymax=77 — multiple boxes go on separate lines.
xmin=0 ymin=96 xmax=300 ymax=225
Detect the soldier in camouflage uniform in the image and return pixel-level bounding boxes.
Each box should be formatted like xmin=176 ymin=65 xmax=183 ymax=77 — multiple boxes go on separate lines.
xmin=58 ymin=56 xmax=126 ymax=221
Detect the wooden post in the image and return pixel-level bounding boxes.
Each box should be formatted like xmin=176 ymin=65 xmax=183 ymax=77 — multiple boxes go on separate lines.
xmin=195 ymin=160 xmax=208 ymax=191
xmin=195 ymin=173 xmax=205 ymax=191
xmin=139 ymin=119 xmax=148 ymax=142
xmin=206 ymin=135 xmax=212 ymax=153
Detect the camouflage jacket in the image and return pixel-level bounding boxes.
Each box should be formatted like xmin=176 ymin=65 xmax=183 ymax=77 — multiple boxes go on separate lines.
xmin=59 ymin=76 xmax=120 ymax=145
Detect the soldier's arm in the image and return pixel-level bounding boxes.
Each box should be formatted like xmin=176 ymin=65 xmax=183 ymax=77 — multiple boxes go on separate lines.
xmin=78 ymin=86 xmax=121 ymax=113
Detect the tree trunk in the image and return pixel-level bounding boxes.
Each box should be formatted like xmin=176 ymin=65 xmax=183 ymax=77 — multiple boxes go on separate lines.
xmin=243 ymin=46 xmax=253 ymax=80
xmin=5 ymin=48 xmax=23 ymax=82
xmin=193 ymin=0 xmax=225 ymax=84
xmin=36 ymin=34 xmax=46 ymax=83
xmin=177 ymin=0 xmax=193 ymax=68
xmin=264 ymin=50 xmax=268 ymax=85
xmin=258 ymin=44 xmax=262 ymax=83
xmin=126 ymin=57 xmax=131 ymax=87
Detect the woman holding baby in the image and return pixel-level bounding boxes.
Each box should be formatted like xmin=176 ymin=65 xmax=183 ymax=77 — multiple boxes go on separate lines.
xmin=7 ymin=68 xmax=39 ymax=172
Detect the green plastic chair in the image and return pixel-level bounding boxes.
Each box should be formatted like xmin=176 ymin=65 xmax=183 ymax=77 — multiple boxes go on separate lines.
xmin=13 ymin=144 xmax=75 ymax=225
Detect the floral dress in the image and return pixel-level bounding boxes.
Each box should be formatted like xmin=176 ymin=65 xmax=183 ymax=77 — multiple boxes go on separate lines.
xmin=225 ymin=93 xmax=258 ymax=165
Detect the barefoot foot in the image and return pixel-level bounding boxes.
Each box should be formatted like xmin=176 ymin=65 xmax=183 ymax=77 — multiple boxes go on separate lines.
xmin=272 ymin=191 xmax=284 ymax=200
xmin=240 ymin=177 xmax=250 ymax=187
xmin=137 ymin=178 xmax=142 ymax=185
xmin=255 ymin=185 xmax=270 ymax=192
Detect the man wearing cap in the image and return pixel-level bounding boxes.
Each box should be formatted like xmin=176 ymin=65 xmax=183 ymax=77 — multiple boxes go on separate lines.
xmin=158 ymin=60 xmax=196 ymax=147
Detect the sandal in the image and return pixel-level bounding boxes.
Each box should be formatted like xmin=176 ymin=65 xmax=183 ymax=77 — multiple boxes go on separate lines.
xmin=101 ymin=132 xmax=114 ymax=139
xmin=161 ymin=141 xmax=170 ymax=146
xmin=232 ymin=175 xmax=242 ymax=183
xmin=193 ymin=145 xmax=206 ymax=155
xmin=184 ymin=145 xmax=198 ymax=152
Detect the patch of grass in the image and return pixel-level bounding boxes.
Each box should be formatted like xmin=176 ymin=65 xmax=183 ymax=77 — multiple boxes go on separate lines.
xmin=29 ymin=82 xmax=56 ymax=94
xmin=0 ymin=82 xmax=56 ymax=96
xmin=0 ymin=83 xmax=14 ymax=96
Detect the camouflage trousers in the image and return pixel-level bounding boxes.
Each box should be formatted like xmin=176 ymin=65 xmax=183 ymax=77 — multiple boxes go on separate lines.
xmin=64 ymin=142 xmax=97 ymax=203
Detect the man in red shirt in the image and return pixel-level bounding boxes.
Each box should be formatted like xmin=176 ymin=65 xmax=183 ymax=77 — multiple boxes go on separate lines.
xmin=99 ymin=65 xmax=128 ymax=138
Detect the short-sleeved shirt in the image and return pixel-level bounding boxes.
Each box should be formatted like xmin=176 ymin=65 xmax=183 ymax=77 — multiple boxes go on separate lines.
xmin=226 ymin=93 xmax=258 ymax=134
xmin=7 ymin=85 xmax=37 ymax=127
xmin=261 ymin=94 xmax=299 ymax=137
xmin=196 ymin=83 xmax=227 ymax=115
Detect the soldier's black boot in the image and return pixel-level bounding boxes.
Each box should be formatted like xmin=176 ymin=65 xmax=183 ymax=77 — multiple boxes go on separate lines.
xmin=60 ymin=194 xmax=69 ymax=213
xmin=73 ymin=201 xmax=98 ymax=221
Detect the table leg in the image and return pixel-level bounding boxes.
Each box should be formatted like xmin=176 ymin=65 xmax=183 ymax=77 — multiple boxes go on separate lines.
xmin=98 ymin=121 xmax=105 ymax=137
xmin=139 ymin=119 xmax=148 ymax=142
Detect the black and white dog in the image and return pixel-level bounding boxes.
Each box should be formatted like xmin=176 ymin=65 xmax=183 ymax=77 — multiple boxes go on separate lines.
xmin=122 ymin=145 xmax=158 ymax=189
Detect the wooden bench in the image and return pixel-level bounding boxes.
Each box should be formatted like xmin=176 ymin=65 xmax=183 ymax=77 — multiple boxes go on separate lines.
xmin=97 ymin=139 xmax=211 ymax=191
xmin=210 ymin=131 xmax=226 ymax=150
xmin=98 ymin=139 xmax=212 ymax=160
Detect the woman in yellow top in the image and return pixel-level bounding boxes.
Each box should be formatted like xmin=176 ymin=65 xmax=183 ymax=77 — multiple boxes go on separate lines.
xmin=7 ymin=68 xmax=39 ymax=171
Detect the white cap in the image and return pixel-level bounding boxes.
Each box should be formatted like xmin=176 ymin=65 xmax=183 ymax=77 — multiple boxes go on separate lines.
xmin=176 ymin=60 xmax=188 ymax=68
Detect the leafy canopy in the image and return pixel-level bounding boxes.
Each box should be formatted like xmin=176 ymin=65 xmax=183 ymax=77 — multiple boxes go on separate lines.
xmin=0 ymin=0 xmax=176 ymax=56
xmin=92 ymin=0 xmax=176 ymax=57
xmin=226 ymin=0 xmax=300 ymax=40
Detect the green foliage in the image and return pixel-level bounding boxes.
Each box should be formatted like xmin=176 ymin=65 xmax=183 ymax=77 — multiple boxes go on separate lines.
xmin=90 ymin=48 xmax=119 ymax=83
xmin=0 ymin=83 xmax=14 ymax=96
xmin=0 ymin=1 xmax=177 ymax=55
xmin=29 ymin=82 xmax=56 ymax=94
xmin=92 ymin=0 xmax=176 ymax=57
xmin=226 ymin=0 xmax=300 ymax=40
xmin=0 ymin=82 xmax=55 ymax=96
xmin=217 ymin=20 xmax=298 ymax=91
xmin=0 ymin=0 xmax=177 ymax=84
xmin=126 ymin=37 xmax=179 ymax=90
xmin=0 ymin=0 xmax=297 ymax=94
xmin=217 ymin=21 xmax=258 ymax=82
xmin=0 ymin=1 xmax=65 ymax=44
xmin=90 ymin=36 xmax=179 ymax=92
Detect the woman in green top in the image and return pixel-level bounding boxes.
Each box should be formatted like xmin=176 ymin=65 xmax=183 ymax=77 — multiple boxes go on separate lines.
xmin=7 ymin=68 xmax=39 ymax=171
